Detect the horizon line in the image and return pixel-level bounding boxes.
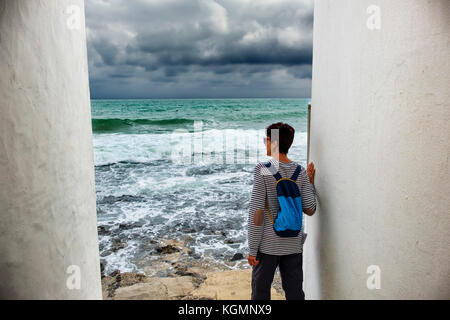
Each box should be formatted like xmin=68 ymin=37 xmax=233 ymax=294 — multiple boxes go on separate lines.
xmin=90 ymin=97 xmax=312 ymax=100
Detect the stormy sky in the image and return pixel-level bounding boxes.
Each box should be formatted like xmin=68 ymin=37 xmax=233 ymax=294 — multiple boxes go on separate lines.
xmin=85 ymin=0 xmax=314 ymax=99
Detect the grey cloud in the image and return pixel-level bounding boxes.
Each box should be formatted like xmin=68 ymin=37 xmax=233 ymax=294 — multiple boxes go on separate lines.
xmin=85 ymin=0 xmax=314 ymax=98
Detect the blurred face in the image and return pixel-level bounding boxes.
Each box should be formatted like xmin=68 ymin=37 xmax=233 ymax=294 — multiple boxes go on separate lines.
xmin=264 ymin=136 xmax=277 ymax=156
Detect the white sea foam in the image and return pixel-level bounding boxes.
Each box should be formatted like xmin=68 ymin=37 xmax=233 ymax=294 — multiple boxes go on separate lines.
xmin=94 ymin=129 xmax=307 ymax=166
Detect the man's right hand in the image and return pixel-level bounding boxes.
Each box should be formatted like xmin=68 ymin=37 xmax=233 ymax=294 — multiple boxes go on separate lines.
xmin=247 ymin=254 xmax=259 ymax=266
xmin=307 ymin=162 xmax=315 ymax=185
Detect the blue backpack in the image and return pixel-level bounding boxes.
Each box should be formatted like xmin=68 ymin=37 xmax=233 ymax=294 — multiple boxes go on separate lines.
xmin=264 ymin=161 xmax=303 ymax=237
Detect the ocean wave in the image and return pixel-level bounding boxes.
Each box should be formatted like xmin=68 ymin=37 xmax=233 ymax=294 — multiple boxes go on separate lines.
xmin=92 ymin=110 xmax=307 ymax=134
xmin=92 ymin=118 xmax=198 ymax=133
xmin=95 ymin=159 xmax=167 ymax=169
xmin=92 ymin=128 xmax=306 ymax=167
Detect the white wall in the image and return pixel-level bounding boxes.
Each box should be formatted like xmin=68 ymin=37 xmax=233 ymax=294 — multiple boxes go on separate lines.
xmin=0 ymin=0 xmax=101 ymax=299
xmin=305 ymin=0 xmax=450 ymax=299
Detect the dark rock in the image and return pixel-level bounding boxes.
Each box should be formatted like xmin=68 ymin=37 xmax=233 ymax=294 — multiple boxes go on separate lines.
xmin=174 ymin=264 xmax=189 ymax=275
xmin=100 ymin=261 xmax=105 ymax=277
xmin=118 ymin=221 xmax=144 ymax=231
xmin=111 ymin=238 xmax=125 ymax=252
xmin=97 ymin=225 xmax=109 ymax=235
xmin=99 ymin=195 xmax=146 ymax=205
xmin=172 ymin=264 xmax=207 ymax=287
xmin=109 ymin=269 xmax=121 ymax=277
xmin=118 ymin=272 xmax=148 ymax=287
xmin=100 ymin=249 xmax=112 ymax=257
xmin=102 ymin=271 xmax=150 ymax=298
xmin=191 ymin=253 xmax=201 ymax=259
xmin=224 ymin=238 xmax=234 ymax=244
xmin=156 ymin=244 xmax=181 ymax=254
xmin=231 ymin=253 xmax=244 ymax=261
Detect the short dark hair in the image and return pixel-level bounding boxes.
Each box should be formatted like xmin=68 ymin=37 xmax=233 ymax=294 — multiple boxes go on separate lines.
xmin=266 ymin=122 xmax=295 ymax=154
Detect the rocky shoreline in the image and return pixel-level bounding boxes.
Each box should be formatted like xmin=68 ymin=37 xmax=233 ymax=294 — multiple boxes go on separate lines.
xmin=101 ymin=239 xmax=285 ymax=300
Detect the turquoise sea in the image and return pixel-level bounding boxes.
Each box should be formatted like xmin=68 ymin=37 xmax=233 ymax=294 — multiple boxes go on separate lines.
xmin=92 ymin=98 xmax=310 ymax=274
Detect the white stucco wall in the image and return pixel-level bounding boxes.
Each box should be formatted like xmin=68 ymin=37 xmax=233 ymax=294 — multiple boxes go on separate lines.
xmin=305 ymin=0 xmax=450 ymax=299
xmin=0 ymin=0 xmax=101 ymax=299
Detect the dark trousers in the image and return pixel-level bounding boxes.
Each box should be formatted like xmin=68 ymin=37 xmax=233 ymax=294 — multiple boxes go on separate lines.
xmin=251 ymin=251 xmax=305 ymax=300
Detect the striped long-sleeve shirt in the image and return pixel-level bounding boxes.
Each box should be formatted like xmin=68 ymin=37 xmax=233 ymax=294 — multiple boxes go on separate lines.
xmin=247 ymin=159 xmax=316 ymax=257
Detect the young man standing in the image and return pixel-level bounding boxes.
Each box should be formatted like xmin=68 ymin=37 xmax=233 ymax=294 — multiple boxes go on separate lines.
xmin=248 ymin=122 xmax=316 ymax=300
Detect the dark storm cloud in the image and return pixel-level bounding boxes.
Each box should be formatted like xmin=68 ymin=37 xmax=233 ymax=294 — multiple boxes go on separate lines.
xmin=85 ymin=0 xmax=314 ymax=98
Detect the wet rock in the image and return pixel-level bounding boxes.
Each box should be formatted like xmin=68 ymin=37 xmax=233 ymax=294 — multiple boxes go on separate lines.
xmin=191 ymin=253 xmax=202 ymax=259
xmin=102 ymin=275 xmax=119 ymax=299
xmin=162 ymin=252 xmax=182 ymax=264
xmin=156 ymin=245 xmax=180 ymax=254
xmin=99 ymin=195 xmax=146 ymax=205
xmin=118 ymin=221 xmax=144 ymax=230
xmin=171 ymin=263 xmax=206 ymax=284
xmin=155 ymin=239 xmax=190 ymax=255
xmin=118 ymin=223 xmax=131 ymax=230
xmin=119 ymin=272 xmax=148 ymax=287
xmin=101 ymin=270 xmax=152 ymax=299
xmin=109 ymin=269 xmax=121 ymax=277
xmin=97 ymin=225 xmax=109 ymax=235
xmin=100 ymin=261 xmax=105 ymax=277
xmin=111 ymin=238 xmax=125 ymax=252
xmin=231 ymin=253 xmax=244 ymax=261
xmin=173 ymin=265 xmax=191 ymax=277
xmin=224 ymin=238 xmax=234 ymax=244
xmin=100 ymin=249 xmax=113 ymax=257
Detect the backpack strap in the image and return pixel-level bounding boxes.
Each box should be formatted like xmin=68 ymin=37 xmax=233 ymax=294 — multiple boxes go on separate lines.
xmin=265 ymin=200 xmax=275 ymax=225
xmin=290 ymin=164 xmax=302 ymax=181
xmin=264 ymin=162 xmax=278 ymax=226
xmin=264 ymin=161 xmax=282 ymax=181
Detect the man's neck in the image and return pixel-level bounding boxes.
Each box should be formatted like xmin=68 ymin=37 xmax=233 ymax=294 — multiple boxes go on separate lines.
xmin=272 ymin=152 xmax=291 ymax=164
